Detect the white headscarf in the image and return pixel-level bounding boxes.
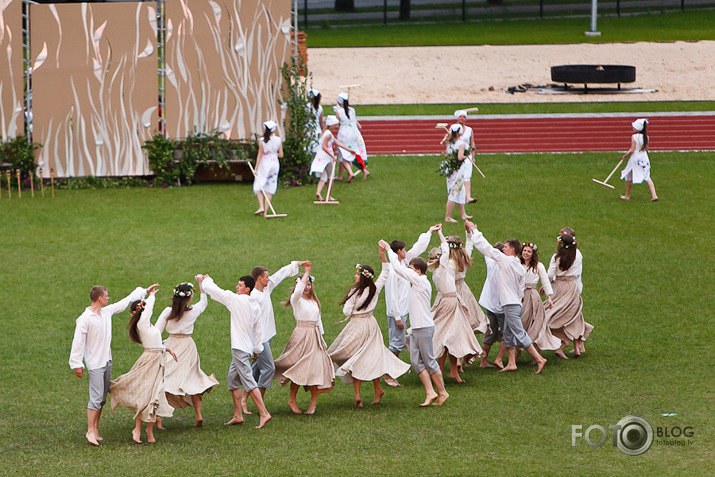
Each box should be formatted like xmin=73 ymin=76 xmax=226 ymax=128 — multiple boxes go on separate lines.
xmin=454 ymin=110 xmax=467 ymax=119
xmin=450 ymin=123 xmax=463 ymax=133
xmin=337 ymin=92 xmax=349 ymax=105
xmin=308 ymin=88 xmax=320 ymax=99
xmin=325 ymin=115 xmax=339 ymax=127
xmin=263 ymin=120 xmax=277 ymax=132
xmin=631 ymin=118 xmax=648 ymax=132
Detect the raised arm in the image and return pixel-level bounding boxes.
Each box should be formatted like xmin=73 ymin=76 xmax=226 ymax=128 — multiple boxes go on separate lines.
xmin=202 ymin=275 xmax=235 ymax=308
xmin=290 ymin=262 xmax=311 ymax=309
xmin=103 ymin=286 xmax=147 ymax=316
xmin=267 ymin=261 xmax=302 ymax=293
xmin=465 ymin=221 xmax=502 ymax=262
xmin=387 ymin=249 xmax=422 ymax=286
xmin=405 ymin=225 xmax=439 ymax=261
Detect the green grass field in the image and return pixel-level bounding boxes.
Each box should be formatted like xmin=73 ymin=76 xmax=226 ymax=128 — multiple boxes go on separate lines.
xmin=1 ymin=152 xmax=712 ymax=474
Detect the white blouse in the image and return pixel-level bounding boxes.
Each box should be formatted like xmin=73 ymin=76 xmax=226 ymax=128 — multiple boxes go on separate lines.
xmin=290 ymin=279 xmax=325 ymax=335
xmin=523 ymin=262 xmax=553 ymax=296
xmin=155 ymin=293 xmax=208 ymax=335
xmin=342 ymin=265 xmax=388 ymax=317
xmin=136 ymin=296 xmax=164 ymax=349
xmin=547 ymin=249 xmax=583 ymax=287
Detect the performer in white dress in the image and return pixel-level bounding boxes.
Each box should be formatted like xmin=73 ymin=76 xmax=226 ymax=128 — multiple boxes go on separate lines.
xmin=327 ymin=247 xmax=410 ymax=408
xmin=620 ymin=118 xmax=658 ymax=202
xmin=253 ymin=120 xmax=284 ymax=216
xmin=154 ymin=277 xmax=218 ymax=427
xmin=428 ymin=227 xmax=482 ymax=383
xmin=519 ymin=242 xmax=560 ymax=355
xmin=455 ymin=110 xmax=478 ymax=203
xmin=307 ymin=89 xmax=326 ymax=157
xmin=310 ymin=115 xmax=353 ymax=201
xmin=109 ymin=285 xmax=178 ymax=444
xmin=274 ymin=262 xmax=334 ymax=415
xmin=444 ymin=124 xmax=472 ymax=223
xmin=334 ymin=92 xmax=369 ymax=181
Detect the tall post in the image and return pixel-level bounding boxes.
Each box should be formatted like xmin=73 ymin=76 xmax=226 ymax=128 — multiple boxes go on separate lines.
xmin=22 ymin=0 xmax=35 ymax=143
xmin=293 ymin=0 xmax=298 ymax=59
xmin=158 ymin=0 xmax=166 ymax=137
xmin=585 ymin=0 xmax=601 ymax=37
xmin=304 ymin=0 xmax=308 ymax=30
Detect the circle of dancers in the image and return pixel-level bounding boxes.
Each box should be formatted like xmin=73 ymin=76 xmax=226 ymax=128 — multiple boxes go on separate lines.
xmin=70 ymin=222 xmax=593 ymax=445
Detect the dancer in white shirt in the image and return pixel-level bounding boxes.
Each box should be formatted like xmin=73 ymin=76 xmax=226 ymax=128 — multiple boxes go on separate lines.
xmin=307 ymin=89 xmax=326 ymax=157
xmin=310 ymin=115 xmax=353 ymax=201
xmin=383 ymin=241 xmax=449 ymax=407
xmin=109 ymin=286 xmax=178 ymax=444
xmin=253 ymin=120 xmax=284 ymax=217
xmin=201 ymin=274 xmax=272 ymax=429
xmin=155 ymin=276 xmax=219 ymax=427
xmin=477 ymin=242 xmax=506 ymax=368
xmin=69 ymin=284 xmax=147 ymax=446
xmin=328 ymin=246 xmax=410 ymax=408
xmin=274 ymin=262 xmax=334 ymax=415
xmin=466 ymin=221 xmax=547 ymax=374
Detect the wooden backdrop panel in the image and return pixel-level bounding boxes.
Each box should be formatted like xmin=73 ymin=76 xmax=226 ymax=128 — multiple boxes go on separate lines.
xmin=0 ymin=0 xmax=23 ymax=141
xmin=31 ymin=2 xmax=158 ymax=177
xmin=164 ymin=0 xmax=291 ymax=140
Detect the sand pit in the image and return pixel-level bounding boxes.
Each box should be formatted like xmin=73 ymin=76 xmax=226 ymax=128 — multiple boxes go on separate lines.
xmin=308 ymin=41 xmax=715 ymax=105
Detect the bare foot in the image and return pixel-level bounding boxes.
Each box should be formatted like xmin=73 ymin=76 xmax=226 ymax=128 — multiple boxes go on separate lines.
xmin=355 ymin=399 xmax=363 ymax=408
xmin=224 ymin=417 xmax=244 ymax=425
xmin=420 ymin=393 xmax=438 ymax=407
xmin=467 ymin=198 xmax=478 ymax=203
xmin=305 ymin=405 xmax=316 ymax=415
xmin=195 ymin=418 xmax=203 ymax=427
xmin=384 ymin=377 xmax=400 ymax=387
xmin=362 ymin=170 xmax=370 ymax=180
xmin=535 ymin=358 xmax=547 ymax=374
xmin=444 ymin=217 xmax=458 ymax=223
xmin=480 ymin=360 xmax=496 ymax=368
xmin=461 ymin=215 xmax=473 ymax=220
xmin=254 ymin=208 xmax=265 ymax=215
xmin=86 ymin=432 xmax=100 ymax=446
xmin=499 ymin=365 xmax=517 ymax=373
xmin=346 ymin=174 xmax=354 ymax=183
xmin=372 ymin=388 xmax=385 ymax=404
xmin=147 ymin=432 xmax=156 ymax=444
xmin=651 ymin=197 xmax=659 ymax=202
xmin=493 ymin=360 xmax=504 ymax=370
xmin=435 ymin=392 xmax=450 ymax=406
xmin=255 ymin=413 xmax=272 ymax=429
xmin=449 ymin=371 xmax=465 ymax=384
xmin=288 ymin=401 xmax=303 ymax=415
xmin=315 ymin=193 xmax=323 ymax=201
xmin=619 ymin=196 xmax=630 ymax=201
xmin=96 ymin=435 xmax=104 ymax=442
xmin=156 ymin=417 xmax=165 ymax=430
xmin=529 ymin=359 xmax=538 ymax=366
xmin=130 ymin=429 xmax=141 ymax=444
xmin=555 ymin=349 xmax=569 ymax=360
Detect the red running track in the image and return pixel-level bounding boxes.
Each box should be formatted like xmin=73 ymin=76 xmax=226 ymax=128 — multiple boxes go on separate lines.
xmin=360 ymin=114 xmax=715 ymax=155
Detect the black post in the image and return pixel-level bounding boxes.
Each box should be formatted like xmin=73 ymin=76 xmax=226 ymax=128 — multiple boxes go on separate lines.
xmin=617 ymin=0 xmax=620 ymax=17
xmin=681 ymin=0 xmax=685 ymax=11
xmin=539 ymin=0 xmax=543 ymax=18
xmin=384 ymin=0 xmax=387 ymax=24
xmin=304 ymin=0 xmax=308 ymax=29
xmin=462 ymin=0 xmax=466 ymax=22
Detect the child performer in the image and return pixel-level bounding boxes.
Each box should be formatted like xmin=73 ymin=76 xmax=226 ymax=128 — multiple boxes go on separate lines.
xmin=620 ymin=118 xmax=658 ymax=202
xmin=383 ymin=240 xmax=449 ymax=407
xmin=546 ymin=233 xmax=594 ymax=357
xmin=455 ymin=110 xmax=478 ymax=203
xmin=310 ymin=115 xmax=354 ymax=201
xmin=69 ymin=284 xmax=148 ymax=445
xmin=274 ymin=262 xmax=334 ymax=415
xmin=109 ymin=286 xmax=178 ymax=444
xmin=334 ymin=92 xmax=369 ymax=180
xmin=519 ymin=242 xmax=560 ymax=358
xmin=307 ymin=89 xmax=326 ymax=157
xmin=328 ymin=245 xmax=410 ymax=408
xmin=427 ymin=227 xmax=482 ymax=383
xmin=465 ymin=221 xmax=547 ymax=374
xmin=444 ymin=124 xmax=471 ymax=223
xmin=201 ymin=274 xmax=271 ymax=429
xmin=253 ymin=120 xmax=283 ymax=216
xmin=154 ymin=276 xmax=219 ymax=427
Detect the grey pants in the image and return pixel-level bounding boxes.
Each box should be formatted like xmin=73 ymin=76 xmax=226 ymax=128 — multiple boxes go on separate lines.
xmin=228 ymin=349 xmax=258 ymax=393
xmin=502 ymin=304 xmax=533 ymax=349
xmin=87 ymin=360 xmax=112 ymax=410
xmin=251 ymin=339 xmax=275 ymax=389
xmin=387 ymin=314 xmax=409 ymax=354
xmin=482 ymin=309 xmax=505 ymax=346
xmin=409 ymin=326 xmax=440 ymax=375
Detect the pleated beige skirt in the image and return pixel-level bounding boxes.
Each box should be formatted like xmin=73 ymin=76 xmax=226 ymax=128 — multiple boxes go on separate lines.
xmin=163 ymin=334 xmax=219 ymax=409
xmin=110 ymin=349 xmax=174 ymax=422
xmin=456 ymin=278 xmax=488 ymax=334
xmin=521 ymin=286 xmax=561 ymax=350
xmin=274 ymin=321 xmax=334 ymax=390
xmin=327 ymin=312 xmax=410 ymax=384
xmin=546 ymin=277 xmax=594 ymax=343
xmin=431 ymin=292 xmax=483 ymax=359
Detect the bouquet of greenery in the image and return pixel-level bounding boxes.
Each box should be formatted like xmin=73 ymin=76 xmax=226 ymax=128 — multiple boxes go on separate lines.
xmin=437 ymin=147 xmax=470 ymax=177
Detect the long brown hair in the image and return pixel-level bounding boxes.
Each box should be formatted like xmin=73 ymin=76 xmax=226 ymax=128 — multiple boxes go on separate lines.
xmin=283 ymin=278 xmax=321 ymax=313
xmin=638 ymin=123 xmax=649 ymax=150
xmin=339 ymin=264 xmax=376 ymax=312
xmin=520 ymin=242 xmax=539 ymax=273
xmin=446 ymin=236 xmax=471 ymax=272
xmin=166 ymin=283 xmax=194 ymax=322
xmin=555 ymin=234 xmax=577 ymax=271
xmin=127 ymin=300 xmax=145 ymax=345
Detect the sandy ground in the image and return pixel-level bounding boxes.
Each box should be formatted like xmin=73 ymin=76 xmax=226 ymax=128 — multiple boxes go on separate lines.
xmin=308 ymin=41 xmax=715 ymax=105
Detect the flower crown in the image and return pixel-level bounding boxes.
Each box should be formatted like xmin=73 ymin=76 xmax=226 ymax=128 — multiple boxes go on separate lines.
xmin=557 ymin=236 xmax=577 ymax=249
xmin=174 ymin=282 xmax=194 ymax=298
xmin=132 ymin=300 xmax=146 ymax=313
xmin=355 ymin=264 xmax=374 ymax=280
xmin=522 ymin=242 xmax=537 ymax=251
xmin=448 ymin=241 xmax=462 ymax=249
xmin=295 ymin=276 xmax=315 ymax=284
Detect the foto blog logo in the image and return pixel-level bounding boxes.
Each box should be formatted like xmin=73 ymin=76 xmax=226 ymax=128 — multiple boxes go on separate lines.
xmin=571 ymin=415 xmax=654 ymax=456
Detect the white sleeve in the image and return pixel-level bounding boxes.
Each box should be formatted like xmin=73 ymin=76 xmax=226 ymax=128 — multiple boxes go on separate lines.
xmin=267 ymin=262 xmax=300 ymax=293
xmin=374 ymin=263 xmax=389 ymax=293
xmin=469 ymin=229 xmax=502 ymax=262
xmin=538 ymin=262 xmax=553 ymax=296
xmin=202 ymin=277 xmax=234 ymax=308
xmin=137 ymin=295 xmax=155 ymax=334
xmin=291 ymin=279 xmax=305 ymax=309
xmin=68 ymin=316 xmax=88 ymax=369
xmin=388 ymin=249 xmax=422 ymax=286
xmin=464 ymin=231 xmax=474 ymax=258
xmin=103 ymin=286 xmax=146 ymax=316
xmin=547 ymin=255 xmax=557 ymax=282
xmin=405 ymin=232 xmax=432 ymax=261
xmin=250 ymin=298 xmax=265 ymax=354
xmin=154 ymin=307 xmax=171 ymax=334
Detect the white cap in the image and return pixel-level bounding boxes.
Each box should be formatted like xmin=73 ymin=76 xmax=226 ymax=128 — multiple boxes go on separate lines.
xmin=308 ymin=88 xmax=320 ymax=98
xmin=454 ymin=110 xmax=467 ymax=118
xmin=263 ymin=120 xmax=277 ymax=132
xmin=450 ymin=123 xmax=462 ymax=133
xmin=337 ymin=92 xmax=349 ymax=105
xmin=631 ymin=118 xmax=648 ymax=131
xmin=326 ymin=115 xmax=339 ymax=127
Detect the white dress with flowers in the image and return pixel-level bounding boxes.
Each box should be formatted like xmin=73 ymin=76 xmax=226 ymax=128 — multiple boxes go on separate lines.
xmin=253 ymin=135 xmax=281 ymax=195
xmin=620 ymin=133 xmax=651 ymax=184
xmin=334 ymin=106 xmax=368 ymax=167
xmin=459 ymin=125 xmax=474 ymax=180
xmin=445 ymin=139 xmax=467 ymax=204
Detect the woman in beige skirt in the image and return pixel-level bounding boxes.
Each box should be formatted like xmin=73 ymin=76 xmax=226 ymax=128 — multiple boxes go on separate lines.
xmin=110 ymin=285 xmax=177 ymax=443
xmin=519 ymin=242 xmax=560 ymax=358
xmin=275 ymin=262 xmax=334 ymax=415
xmin=428 ymin=228 xmax=482 ymax=384
xmin=327 ymin=247 xmax=410 ymax=408
xmin=459 ymin=233 xmax=489 ymax=336
xmin=546 ymin=233 xmax=594 ymax=358
xmin=154 ymin=276 xmax=218 ymax=427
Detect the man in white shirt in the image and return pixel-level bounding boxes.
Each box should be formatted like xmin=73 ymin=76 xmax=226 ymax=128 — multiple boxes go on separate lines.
xmin=201 ymin=274 xmax=271 ymax=429
xmin=383 ymin=240 xmax=449 ymax=407
xmin=69 ymin=284 xmax=148 ymax=445
xmin=477 ymin=242 xmax=506 ymax=368
xmin=466 ymin=221 xmax=547 ymax=374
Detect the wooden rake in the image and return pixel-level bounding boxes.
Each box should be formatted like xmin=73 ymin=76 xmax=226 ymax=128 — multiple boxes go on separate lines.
xmin=314 ymin=159 xmax=339 ymax=205
xmin=246 ymin=161 xmax=287 ymax=218
xmin=592 ymin=158 xmax=624 ymax=190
